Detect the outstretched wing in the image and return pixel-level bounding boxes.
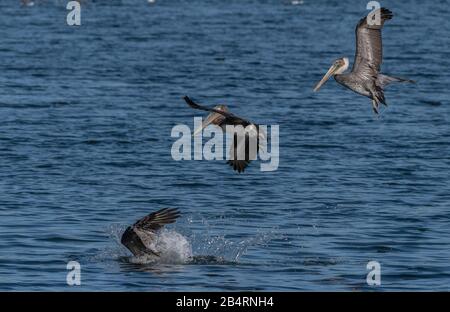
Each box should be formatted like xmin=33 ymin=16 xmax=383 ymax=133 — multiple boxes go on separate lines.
xmin=133 ymin=208 xmax=180 ymax=232
xmin=227 ymin=125 xmax=260 ymax=173
xmin=227 ymin=133 xmax=252 ymax=173
xmin=352 ymin=8 xmax=393 ymax=77
xmin=183 ymin=96 xmax=250 ymax=125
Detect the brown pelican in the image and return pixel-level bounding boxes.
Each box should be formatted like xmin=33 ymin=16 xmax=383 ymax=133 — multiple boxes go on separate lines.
xmin=121 ymin=209 xmax=233 ymax=265
xmin=121 ymin=208 xmax=180 ymax=257
xmin=184 ymin=96 xmax=265 ymax=173
xmin=313 ymin=8 xmax=414 ymax=114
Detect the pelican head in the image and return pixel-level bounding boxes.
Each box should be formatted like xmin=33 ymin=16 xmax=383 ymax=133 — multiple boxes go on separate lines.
xmin=313 ymin=57 xmax=349 ymax=92
xmin=193 ymin=105 xmax=228 ymax=136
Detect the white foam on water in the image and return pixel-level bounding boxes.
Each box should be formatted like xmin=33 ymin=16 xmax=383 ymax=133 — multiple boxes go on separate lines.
xmin=151 ymin=229 xmax=193 ymax=264
xmin=106 ymin=220 xmax=276 ymax=265
xmin=109 ymin=226 xmax=192 ymax=265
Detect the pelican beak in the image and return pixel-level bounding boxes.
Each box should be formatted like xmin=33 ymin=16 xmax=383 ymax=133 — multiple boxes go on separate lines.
xmin=192 ymin=112 xmax=219 ymax=136
xmin=192 ymin=123 xmax=206 ymax=136
xmin=313 ymin=63 xmax=339 ymax=92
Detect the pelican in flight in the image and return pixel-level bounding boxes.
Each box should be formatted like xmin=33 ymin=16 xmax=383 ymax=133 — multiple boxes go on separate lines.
xmin=121 ymin=208 xmax=180 ymax=257
xmin=184 ymin=96 xmax=265 ymax=173
xmin=313 ymin=8 xmax=414 ymax=114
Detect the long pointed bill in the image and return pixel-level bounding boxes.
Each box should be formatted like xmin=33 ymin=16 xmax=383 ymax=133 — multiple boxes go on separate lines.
xmin=313 ymin=64 xmax=338 ymax=92
xmin=192 ymin=112 xmax=222 ymax=136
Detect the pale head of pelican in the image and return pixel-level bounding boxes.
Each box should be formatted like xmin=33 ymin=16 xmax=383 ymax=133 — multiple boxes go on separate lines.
xmin=313 ymin=57 xmax=349 ymax=92
xmin=193 ymin=105 xmax=228 ymax=136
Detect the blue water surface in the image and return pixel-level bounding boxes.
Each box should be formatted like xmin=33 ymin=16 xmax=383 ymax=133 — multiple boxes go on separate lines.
xmin=0 ymin=0 xmax=449 ymax=291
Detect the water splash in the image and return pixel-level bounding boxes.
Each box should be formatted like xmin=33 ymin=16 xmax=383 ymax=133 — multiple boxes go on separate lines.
xmin=106 ymin=219 xmax=275 ymax=265
xmin=147 ymin=229 xmax=193 ymax=264
xmin=188 ymin=230 xmax=274 ymax=262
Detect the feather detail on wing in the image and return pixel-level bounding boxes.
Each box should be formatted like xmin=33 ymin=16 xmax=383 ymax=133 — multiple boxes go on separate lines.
xmin=227 ymin=125 xmax=259 ymax=173
xmin=133 ymin=208 xmax=180 ymax=232
xmin=352 ymin=8 xmax=393 ymax=77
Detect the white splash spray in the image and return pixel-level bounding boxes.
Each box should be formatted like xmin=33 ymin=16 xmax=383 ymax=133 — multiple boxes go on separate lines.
xmin=151 ymin=229 xmax=193 ymax=264
xmin=106 ymin=219 xmax=276 ymax=266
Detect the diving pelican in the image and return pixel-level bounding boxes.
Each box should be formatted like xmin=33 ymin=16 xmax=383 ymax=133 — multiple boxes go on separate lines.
xmin=313 ymin=8 xmax=414 ymax=114
xmin=121 ymin=208 xmax=180 ymax=257
xmin=184 ymin=96 xmax=265 ymax=173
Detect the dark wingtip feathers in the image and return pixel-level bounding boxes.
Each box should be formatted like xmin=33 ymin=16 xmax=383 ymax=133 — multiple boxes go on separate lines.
xmin=156 ymin=208 xmax=181 ymax=221
xmin=183 ymin=96 xmax=200 ymax=109
xmin=380 ymin=8 xmax=393 ymax=20
xmin=227 ymin=160 xmax=250 ymax=173
xmin=134 ymin=208 xmax=181 ymax=231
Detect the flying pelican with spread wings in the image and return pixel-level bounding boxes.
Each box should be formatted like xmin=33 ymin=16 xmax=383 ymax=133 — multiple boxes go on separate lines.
xmin=184 ymin=96 xmax=265 ymax=173
xmin=313 ymin=8 xmax=414 ymax=114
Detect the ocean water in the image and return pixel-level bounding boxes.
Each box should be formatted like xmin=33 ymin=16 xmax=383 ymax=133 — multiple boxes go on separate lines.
xmin=0 ymin=0 xmax=449 ymax=291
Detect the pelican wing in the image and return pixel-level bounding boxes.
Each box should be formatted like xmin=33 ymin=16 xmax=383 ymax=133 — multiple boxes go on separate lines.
xmin=352 ymin=8 xmax=393 ymax=77
xmin=120 ymin=208 xmax=179 ymax=257
xmin=133 ymin=208 xmax=180 ymax=232
xmin=228 ymin=133 xmax=250 ymax=173
xmin=184 ymin=96 xmax=250 ymax=125
xmin=227 ymin=125 xmax=259 ymax=173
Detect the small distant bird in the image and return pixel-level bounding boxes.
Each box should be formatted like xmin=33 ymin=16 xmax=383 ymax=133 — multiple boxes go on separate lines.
xmin=313 ymin=8 xmax=414 ymax=114
xmin=121 ymin=208 xmax=180 ymax=257
xmin=184 ymin=96 xmax=265 ymax=173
